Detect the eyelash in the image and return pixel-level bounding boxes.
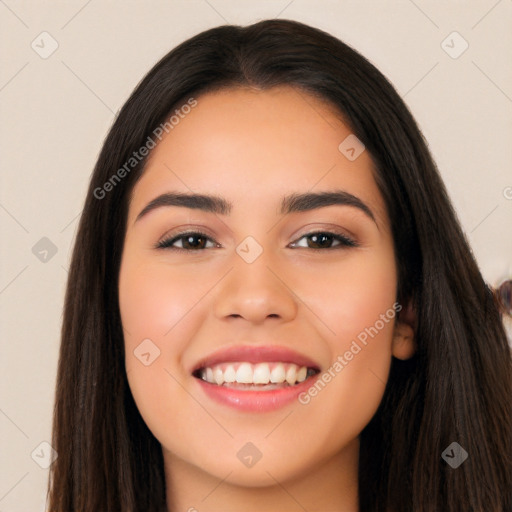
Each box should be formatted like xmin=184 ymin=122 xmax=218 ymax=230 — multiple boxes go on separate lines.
xmin=155 ymin=230 xmax=358 ymax=252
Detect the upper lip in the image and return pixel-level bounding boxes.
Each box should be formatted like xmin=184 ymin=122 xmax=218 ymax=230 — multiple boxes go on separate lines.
xmin=191 ymin=345 xmax=321 ymax=374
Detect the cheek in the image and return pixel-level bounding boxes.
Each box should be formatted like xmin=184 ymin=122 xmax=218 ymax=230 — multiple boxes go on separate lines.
xmin=308 ymin=245 xmax=397 ymax=351
xmin=118 ymin=254 xmax=202 ymax=389
xmin=119 ymin=259 xmax=189 ymax=340
xmin=119 ymin=252 xmax=218 ymax=364
xmin=118 ymin=254 xmax=211 ymax=450
xmin=297 ymin=249 xmax=398 ymax=435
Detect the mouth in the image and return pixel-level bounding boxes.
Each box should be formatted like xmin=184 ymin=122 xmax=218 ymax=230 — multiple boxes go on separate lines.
xmin=191 ymin=345 xmax=321 ymax=412
xmin=193 ymin=362 xmax=319 ymax=390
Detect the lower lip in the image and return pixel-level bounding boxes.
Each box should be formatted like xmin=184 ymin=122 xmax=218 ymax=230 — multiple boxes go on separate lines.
xmin=195 ymin=375 xmax=319 ymax=412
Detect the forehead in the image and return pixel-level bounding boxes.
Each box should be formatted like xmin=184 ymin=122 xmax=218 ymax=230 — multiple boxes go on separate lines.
xmin=127 ymin=85 xmax=388 ymax=229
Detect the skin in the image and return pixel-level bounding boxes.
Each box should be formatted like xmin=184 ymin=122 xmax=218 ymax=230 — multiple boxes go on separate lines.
xmin=118 ymin=85 xmax=416 ymax=512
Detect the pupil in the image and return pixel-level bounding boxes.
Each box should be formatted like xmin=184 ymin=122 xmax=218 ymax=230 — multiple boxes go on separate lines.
xmin=185 ymin=235 xmax=205 ymax=249
xmin=310 ymin=233 xmax=331 ymax=248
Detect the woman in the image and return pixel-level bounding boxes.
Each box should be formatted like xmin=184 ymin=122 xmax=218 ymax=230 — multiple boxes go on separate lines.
xmin=47 ymin=18 xmax=511 ymax=511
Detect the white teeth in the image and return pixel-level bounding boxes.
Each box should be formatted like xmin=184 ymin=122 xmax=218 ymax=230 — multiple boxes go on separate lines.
xmin=213 ymin=367 xmax=224 ymax=385
xmin=285 ymin=365 xmax=297 ymax=385
xmin=270 ymin=364 xmax=286 ymax=383
xmin=296 ymin=366 xmax=307 ymax=382
xmin=198 ymin=362 xmax=314 ymax=386
xmin=235 ymin=363 xmax=253 ymax=383
xmin=224 ymin=364 xmax=236 ymax=383
xmin=253 ymin=363 xmax=271 ymax=384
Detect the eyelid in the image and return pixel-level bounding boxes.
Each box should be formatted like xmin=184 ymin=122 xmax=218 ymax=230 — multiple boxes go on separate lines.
xmin=155 ymin=229 xmax=217 ymax=250
xmin=155 ymin=222 xmax=217 ymax=243
xmin=290 ymin=229 xmax=357 ymax=248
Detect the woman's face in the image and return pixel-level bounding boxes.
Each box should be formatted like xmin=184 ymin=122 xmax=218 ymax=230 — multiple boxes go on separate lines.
xmin=119 ymin=85 xmax=414 ymax=488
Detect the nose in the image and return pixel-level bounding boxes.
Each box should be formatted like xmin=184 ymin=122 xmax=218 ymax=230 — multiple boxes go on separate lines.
xmin=212 ymin=249 xmax=298 ymax=325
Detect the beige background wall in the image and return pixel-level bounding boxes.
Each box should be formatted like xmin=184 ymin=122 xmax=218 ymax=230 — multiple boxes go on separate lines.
xmin=1 ymin=1 xmax=511 ymax=510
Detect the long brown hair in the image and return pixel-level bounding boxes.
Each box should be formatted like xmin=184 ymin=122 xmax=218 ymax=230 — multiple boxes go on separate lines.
xmin=47 ymin=19 xmax=512 ymax=511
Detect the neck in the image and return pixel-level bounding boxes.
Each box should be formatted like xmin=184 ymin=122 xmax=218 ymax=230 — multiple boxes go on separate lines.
xmin=163 ymin=438 xmax=360 ymax=512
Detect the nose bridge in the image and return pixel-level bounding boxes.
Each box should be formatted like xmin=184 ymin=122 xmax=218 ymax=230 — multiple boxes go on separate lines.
xmin=213 ymin=240 xmax=298 ymax=323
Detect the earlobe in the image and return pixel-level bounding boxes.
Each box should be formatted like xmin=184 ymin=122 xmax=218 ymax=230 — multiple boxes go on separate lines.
xmin=392 ymin=300 xmax=417 ymax=360
xmin=392 ymin=321 xmax=416 ymax=360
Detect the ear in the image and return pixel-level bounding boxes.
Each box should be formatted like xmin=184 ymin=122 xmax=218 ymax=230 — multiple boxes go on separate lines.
xmin=392 ymin=300 xmax=417 ymax=360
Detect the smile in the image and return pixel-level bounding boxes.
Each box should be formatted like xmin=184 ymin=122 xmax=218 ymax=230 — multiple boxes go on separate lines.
xmin=194 ymin=362 xmax=317 ymax=388
xmin=191 ymin=345 xmax=321 ymax=411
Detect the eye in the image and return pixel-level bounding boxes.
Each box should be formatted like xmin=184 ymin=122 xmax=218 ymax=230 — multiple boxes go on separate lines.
xmin=155 ymin=230 xmax=358 ymax=252
xmin=156 ymin=231 xmax=218 ymax=251
xmin=289 ymin=231 xmax=358 ymax=250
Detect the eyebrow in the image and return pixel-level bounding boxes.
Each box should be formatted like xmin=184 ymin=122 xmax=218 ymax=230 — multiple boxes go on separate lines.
xmin=135 ymin=190 xmax=377 ymax=225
